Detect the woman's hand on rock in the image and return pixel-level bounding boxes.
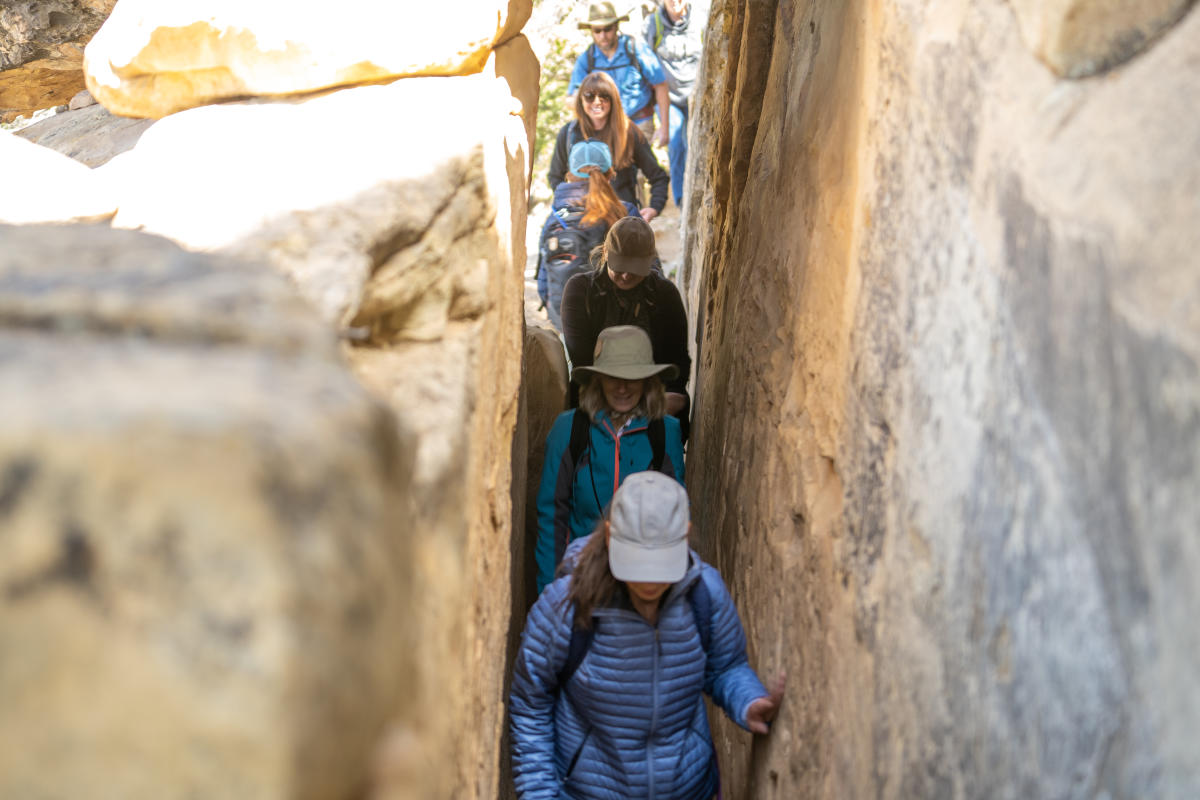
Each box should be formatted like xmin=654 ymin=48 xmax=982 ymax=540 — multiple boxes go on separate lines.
xmin=746 ymin=670 xmax=786 ymax=734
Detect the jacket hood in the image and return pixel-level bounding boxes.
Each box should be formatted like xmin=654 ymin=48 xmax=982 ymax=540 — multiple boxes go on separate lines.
xmin=552 ymin=180 xmax=589 ymax=208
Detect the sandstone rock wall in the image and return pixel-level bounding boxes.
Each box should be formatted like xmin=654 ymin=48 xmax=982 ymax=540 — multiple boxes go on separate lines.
xmin=83 ymin=0 xmax=533 ymax=118
xmin=0 ymin=2 xmax=538 ymax=798
xmin=0 ymin=226 xmax=412 ymax=800
xmin=682 ymin=1 xmax=1199 ymax=798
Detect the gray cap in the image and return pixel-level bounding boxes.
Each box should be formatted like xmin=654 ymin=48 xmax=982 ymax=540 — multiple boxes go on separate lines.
xmin=608 ymin=472 xmax=690 ymax=583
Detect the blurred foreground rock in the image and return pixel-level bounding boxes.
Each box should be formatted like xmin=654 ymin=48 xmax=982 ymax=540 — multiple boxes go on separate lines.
xmin=0 ymin=131 xmax=114 ymax=222
xmin=0 ymin=225 xmax=411 ymax=800
xmin=0 ymin=0 xmax=539 ymax=797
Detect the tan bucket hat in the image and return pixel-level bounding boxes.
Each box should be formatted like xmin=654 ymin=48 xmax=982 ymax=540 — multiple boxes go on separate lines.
xmin=578 ymin=1 xmax=630 ymax=29
xmin=572 ymin=325 xmax=679 ymax=383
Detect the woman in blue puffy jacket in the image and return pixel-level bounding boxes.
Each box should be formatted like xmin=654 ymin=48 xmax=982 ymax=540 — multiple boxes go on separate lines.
xmin=534 ymin=325 xmax=684 ymax=594
xmin=512 ymin=472 xmax=785 ymax=799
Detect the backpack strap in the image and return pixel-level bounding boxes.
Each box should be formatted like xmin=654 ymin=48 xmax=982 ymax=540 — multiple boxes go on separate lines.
xmin=625 ymin=36 xmax=652 ymax=90
xmin=553 ymin=408 xmax=593 ymax=568
xmin=585 ymin=38 xmax=652 ymax=95
xmin=653 ymin=10 xmax=665 ymax=50
xmin=567 ymin=407 xmax=591 ymax=469
xmin=686 ymin=574 xmax=713 ymax=656
xmin=648 ymin=417 xmax=666 ymax=472
xmin=557 ymin=621 xmax=594 ymax=688
xmin=558 ymin=574 xmax=712 ymax=690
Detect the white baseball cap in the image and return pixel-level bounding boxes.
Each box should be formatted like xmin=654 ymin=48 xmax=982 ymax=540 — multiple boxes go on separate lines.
xmin=608 ymin=472 xmax=690 ymax=583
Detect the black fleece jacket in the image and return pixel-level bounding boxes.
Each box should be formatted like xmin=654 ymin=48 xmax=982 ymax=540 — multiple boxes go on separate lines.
xmin=561 ymin=267 xmax=691 ymax=400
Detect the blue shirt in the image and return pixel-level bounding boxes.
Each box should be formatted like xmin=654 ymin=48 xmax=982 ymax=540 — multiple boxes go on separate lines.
xmin=568 ymin=34 xmax=666 ymax=120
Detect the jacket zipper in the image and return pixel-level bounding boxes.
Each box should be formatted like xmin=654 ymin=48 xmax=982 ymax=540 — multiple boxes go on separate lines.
xmin=648 ymin=624 xmax=661 ymax=799
xmin=602 ymin=418 xmax=649 ymax=496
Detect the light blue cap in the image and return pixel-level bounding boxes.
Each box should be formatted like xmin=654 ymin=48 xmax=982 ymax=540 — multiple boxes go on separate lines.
xmin=569 ymin=140 xmax=613 ymax=178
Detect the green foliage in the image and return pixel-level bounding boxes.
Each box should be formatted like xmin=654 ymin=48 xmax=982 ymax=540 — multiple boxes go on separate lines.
xmin=533 ymin=34 xmax=577 ymax=202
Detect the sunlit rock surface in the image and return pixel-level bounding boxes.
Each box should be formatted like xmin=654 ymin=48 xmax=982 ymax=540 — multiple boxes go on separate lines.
xmin=0 ymin=0 xmax=114 ymax=122
xmin=83 ymin=0 xmax=534 ymax=118
xmin=0 ymin=225 xmax=411 ymax=800
xmin=681 ymin=1 xmax=1200 ymax=798
xmin=0 ymin=131 xmax=114 ymax=221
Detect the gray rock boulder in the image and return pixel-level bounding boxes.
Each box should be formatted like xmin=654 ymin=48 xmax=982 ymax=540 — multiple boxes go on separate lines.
xmin=0 ymin=224 xmax=412 ymax=800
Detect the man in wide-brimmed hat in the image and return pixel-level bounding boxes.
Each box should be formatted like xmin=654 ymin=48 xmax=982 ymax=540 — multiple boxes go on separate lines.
xmin=567 ymin=1 xmax=670 ymax=149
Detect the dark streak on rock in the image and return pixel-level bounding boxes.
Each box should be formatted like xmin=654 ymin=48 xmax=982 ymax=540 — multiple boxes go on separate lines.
xmin=5 ymin=520 xmax=98 ymax=601
xmin=0 ymin=457 xmax=37 ymax=519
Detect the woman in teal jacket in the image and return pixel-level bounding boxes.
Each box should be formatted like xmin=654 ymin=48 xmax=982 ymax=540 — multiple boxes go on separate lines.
xmin=535 ymin=325 xmax=684 ymax=594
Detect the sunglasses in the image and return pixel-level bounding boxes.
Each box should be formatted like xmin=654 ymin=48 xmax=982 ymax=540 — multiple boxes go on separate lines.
xmin=591 ymin=23 xmax=617 ymax=34
xmin=583 ymin=91 xmax=612 ymax=104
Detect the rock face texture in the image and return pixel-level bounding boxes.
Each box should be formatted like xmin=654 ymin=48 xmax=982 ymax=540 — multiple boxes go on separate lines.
xmin=0 ymin=225 xmax=410 ymax=800
xmin=681 ymin=1 xmax=1200 ymax=798
xmin=1009 ymin=0 xmax=1196 ymax=77
xmin=0 ymin=0 xmax=114 ymax=122
xmin=14 ymin=100 xmax=153 ymax=166
xmin=83 ymin=0 xmax=534 ymax=118
xmin=1 ymin=2 xmax=537 ymax=799
xmin=96 ymin=51 xmax=534 ymax=339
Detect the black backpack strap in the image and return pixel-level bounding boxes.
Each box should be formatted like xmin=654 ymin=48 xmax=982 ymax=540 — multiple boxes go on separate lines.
xmin=625 ymin=36 xmax=652 ymax=89
xmin=586 ymin=43 xmax=595 ymax=74
xmin=687 ymin=576 xmax=713 ymax=656
xmin=554 ymin=409 xmax=593 ymax=568
xmin=568 ymin=408 xmax=591 ymax=469
xmin=559 ymin=576 xmax=710 ymax=689
xmin=557 ymin=622 xmax=594 ymax=688
xmin=648 ymin=417 xmax=666 ymax=472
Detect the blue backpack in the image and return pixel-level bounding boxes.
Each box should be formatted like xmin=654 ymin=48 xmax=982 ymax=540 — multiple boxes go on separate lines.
xmin=541 ymin=207 xmax=607 ymax=331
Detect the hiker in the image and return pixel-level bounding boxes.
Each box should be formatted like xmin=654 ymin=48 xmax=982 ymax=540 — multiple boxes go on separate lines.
xmin=560 ymin=216 xmax=691 ymax=437
xmin=534 ymin=325 xmax=684 ymax=594
xmin=643 ymin=0 xmax=708 ymax=207
xmin=511 ymin=472 xmax=786 ymax=800
xmin=567 ymin=1 xmax=670 ymax=149
xmin=537 ymin=139 xmax=638 ymax=331
xmin=549 ymin=71 xmax=670 ymax=222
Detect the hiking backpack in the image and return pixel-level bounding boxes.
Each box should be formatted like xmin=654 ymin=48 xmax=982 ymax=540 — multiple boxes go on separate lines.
xmin=541 ymin=207 xmax=607 ymax=331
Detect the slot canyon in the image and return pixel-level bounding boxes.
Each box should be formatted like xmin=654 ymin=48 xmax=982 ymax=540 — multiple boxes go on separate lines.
xmin=1 ymin=1 xmax=1197 ymax=799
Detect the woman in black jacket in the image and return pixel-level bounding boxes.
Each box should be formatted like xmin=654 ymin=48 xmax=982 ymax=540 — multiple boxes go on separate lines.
xmin=561 ymin=216 xmax=691 ymax=436
xmin=548 ymin=71 xmax=670 ymax=222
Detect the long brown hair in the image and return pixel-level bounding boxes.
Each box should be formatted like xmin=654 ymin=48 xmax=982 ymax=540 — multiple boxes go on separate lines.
xmin=566 ymin=523 xmax=617 ymax=629
xmin=574 ymin=71 xmax=635 ymax=169
xmin=573 ymin=168 xmax=626 ymax=227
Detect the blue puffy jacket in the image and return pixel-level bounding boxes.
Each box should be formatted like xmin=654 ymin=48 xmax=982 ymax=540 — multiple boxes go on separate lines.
xmin=535 ymin=409 xmax=684 ymax=593
xmin=510 ymin=543 xmax=769 ymax=799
